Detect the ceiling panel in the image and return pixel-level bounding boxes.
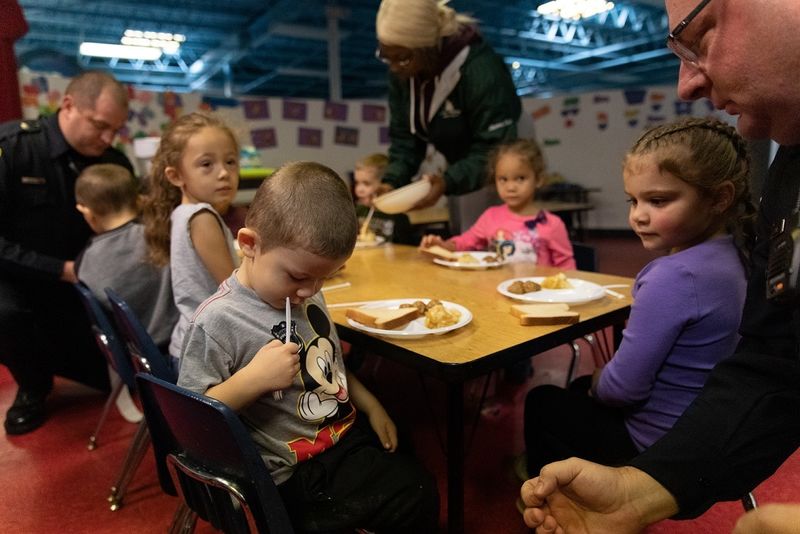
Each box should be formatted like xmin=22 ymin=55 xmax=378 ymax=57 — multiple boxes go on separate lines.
xmin=14 ymin=0 xmax=679 ymax=99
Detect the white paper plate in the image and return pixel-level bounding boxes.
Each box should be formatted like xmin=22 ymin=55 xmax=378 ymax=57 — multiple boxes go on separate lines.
xmin=355 ymin=235 xmax=386 ymax=248
xmin=345 ymin=298 xmax=472 ymax=339
xmin=433 ymin=251 xmax=507 ymax=270
xmin=497 ymin=277 xmax=605 ymax=305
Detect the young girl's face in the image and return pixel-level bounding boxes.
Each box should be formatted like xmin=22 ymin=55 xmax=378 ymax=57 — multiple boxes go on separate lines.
xmin=168 ymin=126 xmax=240 ymax=215
xmin=494 ymin=153 xmax=538 ymax=212
xmin=624 ymin=154 xmax=720 ymax=253
xmin=353 ymin=167 xmax=381 ymax=205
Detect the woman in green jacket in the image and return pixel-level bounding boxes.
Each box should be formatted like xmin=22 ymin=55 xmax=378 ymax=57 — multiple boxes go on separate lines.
xmin=375 ymin=0 xmax=522 ymax=210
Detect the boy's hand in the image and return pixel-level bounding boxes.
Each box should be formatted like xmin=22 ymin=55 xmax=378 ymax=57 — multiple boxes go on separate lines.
xmin=367 ymin=404 xmax=398 ymax=452
xmin=251 ymin=339 xmax=300 ymax=393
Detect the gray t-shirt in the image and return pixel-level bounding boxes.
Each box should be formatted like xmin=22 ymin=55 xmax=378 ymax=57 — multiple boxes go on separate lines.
xmin=169 ymin=202 xmax=237 ymax=358
xmin=76 ymin=220 xmax=177 ymax=347
xmin=178 ymin=272 xmax=356 ymax=485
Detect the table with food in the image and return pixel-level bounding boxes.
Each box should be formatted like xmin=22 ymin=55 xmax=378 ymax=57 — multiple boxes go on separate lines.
xmin=323 ymin=243 xmax=633 ymax=534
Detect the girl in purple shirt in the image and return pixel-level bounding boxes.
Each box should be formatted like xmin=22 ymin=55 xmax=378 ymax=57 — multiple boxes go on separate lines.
xmin=522 ymin=118 xmax=757 ymax=477
xmin=420 ymin=138 xmax=575 ymax=268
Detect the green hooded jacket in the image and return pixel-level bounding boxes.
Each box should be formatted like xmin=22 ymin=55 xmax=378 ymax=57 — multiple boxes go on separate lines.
xmin=383 ymin=38 xmax=521 ymax=196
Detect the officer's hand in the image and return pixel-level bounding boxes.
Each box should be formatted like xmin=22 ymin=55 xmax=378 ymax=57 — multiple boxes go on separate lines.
xmin=61 ymin=261 xmax=78 ymax=284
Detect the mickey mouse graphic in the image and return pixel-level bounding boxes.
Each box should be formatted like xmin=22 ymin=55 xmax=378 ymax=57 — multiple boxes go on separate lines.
xmin=291 ymin=304 xmax=351 ymax=423
xmin=278 ymin=303 xmax=355 ymax=462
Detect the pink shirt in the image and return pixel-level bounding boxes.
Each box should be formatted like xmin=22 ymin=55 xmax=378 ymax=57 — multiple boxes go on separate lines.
xmin=450 ymin=204 xmax=575 ymax=268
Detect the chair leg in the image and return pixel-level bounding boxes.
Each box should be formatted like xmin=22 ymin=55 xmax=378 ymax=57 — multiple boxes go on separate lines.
xmin=566 ymin=342 xmax=581 ymax=387
xmin=87 ymin=380 xmax=125 ymax=450
xmin=741 ymin=491 xmax=758 ymax=511
xmin=168 ymin=501 xmax=198 ymax=534
xmin=108 ymin=421 xmax=151 ymax=511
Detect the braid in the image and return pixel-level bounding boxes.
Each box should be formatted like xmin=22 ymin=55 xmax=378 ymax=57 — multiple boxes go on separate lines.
xmin=628 ymin=117 xmax=757 ymax=272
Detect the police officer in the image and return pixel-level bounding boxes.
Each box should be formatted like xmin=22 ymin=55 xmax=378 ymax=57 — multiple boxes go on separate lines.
xmin=0 ymin=70 xmax=133 ymax=434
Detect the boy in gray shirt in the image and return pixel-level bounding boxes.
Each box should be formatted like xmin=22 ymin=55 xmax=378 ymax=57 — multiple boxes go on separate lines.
xmin=75 ymin=163 xmax=178 ymax=419
xmin=178 ymin=161 xmax=439 ymax=533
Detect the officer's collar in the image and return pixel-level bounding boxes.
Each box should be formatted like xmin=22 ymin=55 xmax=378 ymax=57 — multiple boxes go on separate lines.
xmin=41 ymin=111 xmax=71 ymax=160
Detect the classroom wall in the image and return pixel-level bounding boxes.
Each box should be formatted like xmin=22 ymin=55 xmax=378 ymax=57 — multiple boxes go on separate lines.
xmin=517 ymin=87 xmax=735 ymax=229
xmin=19 ymin=68 xmax=733 ymax=230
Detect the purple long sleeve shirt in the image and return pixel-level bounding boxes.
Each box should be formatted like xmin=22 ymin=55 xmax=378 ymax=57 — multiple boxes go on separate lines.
xmin=595 ymin=235 xmax=747 ymax=451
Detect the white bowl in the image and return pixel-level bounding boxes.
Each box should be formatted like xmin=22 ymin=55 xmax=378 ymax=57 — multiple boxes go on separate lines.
xmin=373 ymin=180 xmax=432 ymax=214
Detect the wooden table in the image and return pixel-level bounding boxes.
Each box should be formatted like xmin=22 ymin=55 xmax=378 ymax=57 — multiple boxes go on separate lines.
xmin=324 ymin=244 xmax=633 ymax=533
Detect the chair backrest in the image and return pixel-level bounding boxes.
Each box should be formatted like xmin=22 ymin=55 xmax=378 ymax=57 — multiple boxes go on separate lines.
xmin=136 ymin=373 xmax=294 ymax=534
xmin=571 ymin=241 xmax=598 ymax=272
xmin=74 ymin=282 xmax=136 ymax=390
xmin=105 ymin=287 xmax=177 ymax=384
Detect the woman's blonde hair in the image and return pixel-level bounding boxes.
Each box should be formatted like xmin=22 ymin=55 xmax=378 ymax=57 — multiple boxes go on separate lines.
xmin=141 ymin=112 xmax=239 ymax=266
xmin=625 ymin=117 xmax=757 ymax=268
xmin=376 ymin=0 xmax=476 ymax=49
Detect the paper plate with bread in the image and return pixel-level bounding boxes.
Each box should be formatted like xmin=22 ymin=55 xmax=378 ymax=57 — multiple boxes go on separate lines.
xmin=421 ymin=247 xmax=506 ymax=269
xmin=344 ymin=298 xmax=472 ymax=339
xmin=497 ymin=274 xmax=605 ymax=305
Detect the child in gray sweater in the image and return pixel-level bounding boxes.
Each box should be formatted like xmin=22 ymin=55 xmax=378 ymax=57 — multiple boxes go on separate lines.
xmin=75 ymin=163 xmax=178 ymax=419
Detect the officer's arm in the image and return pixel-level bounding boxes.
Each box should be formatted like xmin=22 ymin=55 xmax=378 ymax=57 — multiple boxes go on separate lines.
xmin=0 ymin=141 xmax=66 ymax=281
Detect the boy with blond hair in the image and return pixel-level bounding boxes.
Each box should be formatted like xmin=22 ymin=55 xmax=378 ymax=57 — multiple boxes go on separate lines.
xmin=354 ymin=153 xmax=414 ymax=244
xmin=178 ymin=161 xmax=439 ymax=532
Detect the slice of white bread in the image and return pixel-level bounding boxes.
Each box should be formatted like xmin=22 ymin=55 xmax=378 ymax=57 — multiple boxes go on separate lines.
xmin=345 ymin=306 xmax=421 ymax=330
xmin=510 ymin=303 xmax=580 ymax=326
xmin=420 ymin=245 xmax=458 ymax=261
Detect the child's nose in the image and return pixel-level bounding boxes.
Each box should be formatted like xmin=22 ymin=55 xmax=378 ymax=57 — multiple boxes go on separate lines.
xmin=296 ymin=280 xmax=322 ymax=298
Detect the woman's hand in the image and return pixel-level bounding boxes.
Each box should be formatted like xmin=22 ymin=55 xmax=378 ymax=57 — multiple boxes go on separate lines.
xmin=412 ymin=174 xmax=446 ymax=209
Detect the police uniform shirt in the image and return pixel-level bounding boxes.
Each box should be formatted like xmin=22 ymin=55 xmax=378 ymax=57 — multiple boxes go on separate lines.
xmin=0 ymin=113 xmax=133 ymax=280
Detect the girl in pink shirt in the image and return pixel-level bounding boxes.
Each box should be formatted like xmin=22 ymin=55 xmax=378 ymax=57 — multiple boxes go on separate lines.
xmin=421 ymin=139 xmax=575 ymax=268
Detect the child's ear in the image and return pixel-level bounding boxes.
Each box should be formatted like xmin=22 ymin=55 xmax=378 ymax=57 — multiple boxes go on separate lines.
xmin=712 ymin=180 xmax=736 ymax=214
xmin=164 ymin=166 xmax=183 ymax=187
xmin=237 ymin=228 xmax=258 ymax=258
xmin=75 ymin=203 xmax=90 ymax=216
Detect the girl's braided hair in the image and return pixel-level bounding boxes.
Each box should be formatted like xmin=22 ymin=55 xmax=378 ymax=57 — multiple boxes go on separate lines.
xmin=625 ymin=117 xmax=757 ymax=269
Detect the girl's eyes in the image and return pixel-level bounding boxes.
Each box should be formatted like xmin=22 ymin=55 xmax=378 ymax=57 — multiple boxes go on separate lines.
xmin=626 ymin=197 xmax=669 ymax=207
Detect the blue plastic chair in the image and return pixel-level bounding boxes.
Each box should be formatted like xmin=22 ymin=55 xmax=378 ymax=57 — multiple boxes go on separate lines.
xmin=104 ymin=287 xmax=177 ymax=511
xmin=104 ymin=288 xmax=177 ymax=384
xmin=73 ymin=282 xmax=136 ymax=450
xmin=135 ymin=373 xmax=295 ymax=534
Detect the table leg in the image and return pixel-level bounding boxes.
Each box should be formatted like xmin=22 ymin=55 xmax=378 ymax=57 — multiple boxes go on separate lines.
xmin=446 ymin=381 xmax=465 ymax=534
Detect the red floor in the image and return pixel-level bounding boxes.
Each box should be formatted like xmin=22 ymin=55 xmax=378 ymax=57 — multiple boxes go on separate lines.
xmin=2 ymin=236 xmax=799 ymax=532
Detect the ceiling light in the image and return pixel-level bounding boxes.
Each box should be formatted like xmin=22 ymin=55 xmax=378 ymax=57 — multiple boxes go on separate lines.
xmin=79 ymin=42 xmax=163 ymax=61
xmin=122 ymin=28 xmax=185 ymax=54
xmin=537 ymin=0 xmax=615 ymax=20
